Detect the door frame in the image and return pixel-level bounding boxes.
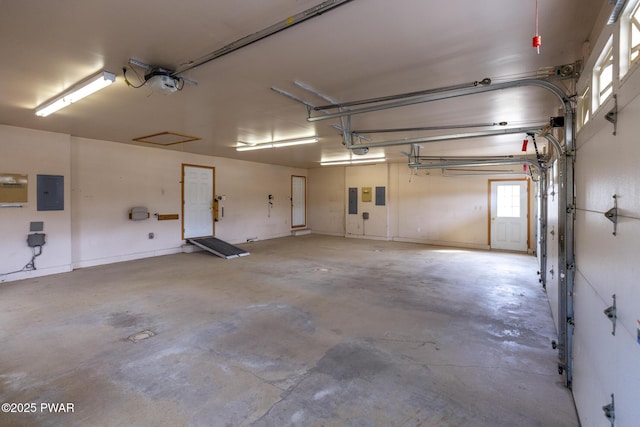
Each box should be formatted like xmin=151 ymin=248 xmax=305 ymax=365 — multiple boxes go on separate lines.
xmin=487 ymin=178 xmax=530 ymax=250
xmin=181 ymin=164 xmax=216 ymax=240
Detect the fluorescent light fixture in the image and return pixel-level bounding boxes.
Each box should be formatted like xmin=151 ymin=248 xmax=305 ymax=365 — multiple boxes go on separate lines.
xmin=236 ymin=136 xmax=318 ymax=151
xmin=321 ymin=157 xmax=386 ymax=166
xmin=35 ymin=70 xmax=116 ymax=117
xmin=236 ymin=143 xmax=274 ymax=152
xmin=272 ymin=137 xmax=318 ymax=147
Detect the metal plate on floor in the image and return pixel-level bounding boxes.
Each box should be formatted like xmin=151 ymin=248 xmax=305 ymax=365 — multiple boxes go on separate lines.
xmin=128 ymin=330 xmax=155 ymax=343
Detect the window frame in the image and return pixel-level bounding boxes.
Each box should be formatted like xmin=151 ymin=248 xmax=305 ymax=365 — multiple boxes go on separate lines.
xmin=619 ymin=0 xmax=640 ymax=78
xmin=631 ymin=3 xmax=640 ymax=64
xmin=577 ymin=83 xmax=591 ymax=129
xmin=592 ymin=36 xmax=614 ymax=112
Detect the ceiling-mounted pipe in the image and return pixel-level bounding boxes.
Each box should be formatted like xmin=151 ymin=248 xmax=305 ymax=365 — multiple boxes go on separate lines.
xmin=444 ymin=169 xmax=516 ymax=173
xmin=271 ymin=86 xmax=324 ymax=113
xmin=314 ymin=78 xmax=491 ymax=110
xmin=440 ymin=167 xmax=539 ymax=181
xmin=409 ymin=158 xmax=542 ymax=170
xmin=292 ymin=80 xmax=353 ymax=145
xmin=345 ymin=127 xmax=543 ymax=150
xmin=442 ymin=170 xmax=523 ymax=177
xmin=294 ymin=80 xmax=340 ymax=104
xmin=172 ymin=0 xmax=353 ymax=76
xmin=307 ymin=78 xmax=568 ymax=122
xmin=415 ymin=155 xmax=523 ymax=162
xmin=351 ymin=122 xmax=510 ymax=134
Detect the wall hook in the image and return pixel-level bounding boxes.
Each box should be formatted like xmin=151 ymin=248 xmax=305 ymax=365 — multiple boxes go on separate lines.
xmin=602 ymin=393 xmax=615 ymax=426
xmin=604 ymin=94 xmax=617 ymax=135
xmin=603 ymin=294 xmax=617 ymax=336
xmin=604 ymin=195 xmax=618 ymax=236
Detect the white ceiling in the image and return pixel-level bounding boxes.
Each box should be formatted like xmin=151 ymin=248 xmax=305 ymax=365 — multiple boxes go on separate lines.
xmin=0 ymin=0 xmax=604 ymax=168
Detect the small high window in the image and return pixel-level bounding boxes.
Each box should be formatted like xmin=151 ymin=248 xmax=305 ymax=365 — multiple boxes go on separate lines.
xmin=620 ymin=0 xmax=640 ymax=78
xmin=578 ymin=84 xmax=591 ymax=128
xmin=593 ymin=37 xmax=614 ymax=110
xmin=629 ymin=1 xmax=640 ymax=64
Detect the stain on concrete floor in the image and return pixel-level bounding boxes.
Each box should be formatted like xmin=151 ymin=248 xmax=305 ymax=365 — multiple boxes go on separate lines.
xmin=0 ymin=235 xmax=577 ymax=426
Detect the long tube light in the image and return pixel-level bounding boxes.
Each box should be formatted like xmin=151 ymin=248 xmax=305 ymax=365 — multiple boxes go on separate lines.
xmin=320 ymin=157 xmax=386 ymax=166
xmin=35 ymin=71 xmax=116 ymax=117
xmin=236 ymin=136 xmax=318 ymax=151
xmin=236 ymin=144 xmax=274 ymax=151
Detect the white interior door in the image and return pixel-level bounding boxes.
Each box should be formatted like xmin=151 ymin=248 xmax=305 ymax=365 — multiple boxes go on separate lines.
xmin=490 ymin=180 xmax=528 ymax=251
xmin=183 ymin=165 xmax=214 ymax=239
xmin=291 ymin=175 xmax=306 ymax=228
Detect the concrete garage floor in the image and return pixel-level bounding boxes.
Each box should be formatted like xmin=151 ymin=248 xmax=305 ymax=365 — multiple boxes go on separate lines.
xmin=0 ymin=235 xmax=577 ymax=426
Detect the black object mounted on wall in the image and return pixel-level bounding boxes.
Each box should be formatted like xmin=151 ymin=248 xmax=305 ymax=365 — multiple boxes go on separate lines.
xmin=348 ymin=187 xmax=357 ymax=214
xmin=37 ymin=175 xmax=64 ymax=211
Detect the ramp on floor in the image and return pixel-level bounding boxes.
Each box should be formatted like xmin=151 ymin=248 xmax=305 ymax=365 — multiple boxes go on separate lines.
xmin=187 ymin=236 xmax=250 ymax=259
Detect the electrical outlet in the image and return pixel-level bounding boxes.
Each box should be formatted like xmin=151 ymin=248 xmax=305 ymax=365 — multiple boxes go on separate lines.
xmin=148 ymin=232 xmax=154 ymax=239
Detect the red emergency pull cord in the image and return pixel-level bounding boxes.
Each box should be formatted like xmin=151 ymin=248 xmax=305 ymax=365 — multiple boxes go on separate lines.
xmin=533 ymin=0 xmax=541 ymax=53
xmin=522 ymin=138 xmax=529 ymax=152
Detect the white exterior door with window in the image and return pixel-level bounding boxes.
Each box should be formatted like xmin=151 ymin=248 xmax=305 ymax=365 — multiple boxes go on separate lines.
xmin=490 ymin=180 xmax=528 ymax=251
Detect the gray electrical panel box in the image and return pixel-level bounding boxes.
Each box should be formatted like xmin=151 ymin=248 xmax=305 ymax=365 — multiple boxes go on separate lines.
xmin=37 ymin=175 xmax=64 ymax=211
xmin=348 ymin=187 xmax=358 ymax=214
xmin=375 ymin=186 xmax=386 ymax=206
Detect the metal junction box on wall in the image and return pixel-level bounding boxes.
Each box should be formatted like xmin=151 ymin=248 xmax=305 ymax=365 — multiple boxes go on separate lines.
xmin=37 ymin=175 xmax=64 ymax=211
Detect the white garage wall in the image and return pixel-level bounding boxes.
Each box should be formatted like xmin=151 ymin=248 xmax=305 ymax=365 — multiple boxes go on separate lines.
xmin=70 ymin=137 xmax=184 ymax=267
xmin=392 ymin=164 xmax=492 ymax=249
xmin=569 ymin=8 xmax=640 ymax=425
xmin=0 ymin=126 xmax=304 ymax=281
xmin=214 ymin=158 xmax=305 ymax=242
xmin=71 ymin=137 xmax=305 ymax=268
xmin=307 ymin=167 xmax=345 ymax=236
xmin=345 ymin=164 xmax=389 ymax=239
xmin=0 ymin=125 xmax=73 ymax=282
xmin=310 ymin=162 xmax=536 ymax=250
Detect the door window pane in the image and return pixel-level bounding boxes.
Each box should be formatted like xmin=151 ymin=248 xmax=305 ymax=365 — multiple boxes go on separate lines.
xmin=497 ymin=184 xmax=521 ymax=218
